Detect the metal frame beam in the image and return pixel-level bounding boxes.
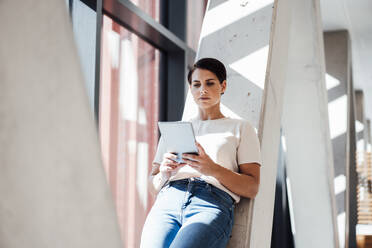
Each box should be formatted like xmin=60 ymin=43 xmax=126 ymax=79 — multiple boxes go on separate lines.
xmin=102 ymin=0 xmax=193 ymax=54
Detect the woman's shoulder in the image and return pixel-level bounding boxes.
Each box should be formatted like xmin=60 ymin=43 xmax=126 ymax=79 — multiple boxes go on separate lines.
xmin=225 ymin=118 xmax=258 ymax=135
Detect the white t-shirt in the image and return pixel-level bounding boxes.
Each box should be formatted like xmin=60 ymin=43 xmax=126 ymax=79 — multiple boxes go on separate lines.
xmin=153 ymin=116 xmax=262 ymax=203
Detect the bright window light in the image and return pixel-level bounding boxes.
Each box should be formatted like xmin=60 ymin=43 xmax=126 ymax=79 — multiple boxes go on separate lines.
xmin=137 ymin=142 xmax=149 ymax=209
xmin=357 ymin=224 xmax=372 ymax=235
xmin=107 ymin=30 xmax=120 ymax=68
xmin=120 ymin=39 xmax=138 ymax=121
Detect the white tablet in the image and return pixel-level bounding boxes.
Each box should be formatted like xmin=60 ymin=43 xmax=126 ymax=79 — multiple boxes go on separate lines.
xmin=158 ymin=121 xmax=198 ymax=163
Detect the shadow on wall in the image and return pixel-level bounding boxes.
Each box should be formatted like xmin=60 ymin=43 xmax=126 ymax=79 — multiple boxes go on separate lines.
xmin=184 ymin=1 xmax=274 ymax=128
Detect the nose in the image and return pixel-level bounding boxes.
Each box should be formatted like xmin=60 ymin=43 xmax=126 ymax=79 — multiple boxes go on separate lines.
xmin=200 ymin=86 xmax=207 ymax=94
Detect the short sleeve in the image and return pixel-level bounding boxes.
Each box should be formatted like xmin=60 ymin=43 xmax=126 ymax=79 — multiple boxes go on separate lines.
xmin=237 ymin=121 xmax=262 ymax=166
xmin=152 ymin=135 xmax=166 ymax=164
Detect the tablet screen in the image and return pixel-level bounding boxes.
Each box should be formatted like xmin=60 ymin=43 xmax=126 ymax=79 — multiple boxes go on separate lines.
xmin=158 ymin=121 xmax=198 ymax=163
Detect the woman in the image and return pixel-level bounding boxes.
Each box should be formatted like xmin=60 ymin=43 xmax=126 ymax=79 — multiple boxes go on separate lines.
xmin=140 ymin=58 xmax=262 ymax=248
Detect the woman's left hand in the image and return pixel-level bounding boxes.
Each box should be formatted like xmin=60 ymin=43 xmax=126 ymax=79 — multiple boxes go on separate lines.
xmin=182 ymin=142 xmax=221 ymax=176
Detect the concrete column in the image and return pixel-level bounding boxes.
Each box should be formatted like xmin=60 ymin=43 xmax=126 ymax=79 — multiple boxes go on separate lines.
xmin=249 ymin=1 xmax=292 ymax=246
xmin=355 ymin=90 xmax=368 ymax=238
xmin=324 ymin=31 xmax=352 ymax=248
xmin=355 ymin=90 xmax=368 ymax=154
xmin=0 ymin=1 xmax=122 ymax=247
xmin=281 ymin=1 xmax=339 ymax=248
xmin=368 ymin=120 xmax=372 ymax=150
xmin=183 ymin=0 xmax=291 ymax=247
xmin=346 ymin=80 xmax=358 ymax=248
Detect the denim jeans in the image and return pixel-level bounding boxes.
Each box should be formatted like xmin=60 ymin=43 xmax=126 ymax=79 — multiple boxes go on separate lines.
xmin=140 ymin=178 xmax=235 ymax=248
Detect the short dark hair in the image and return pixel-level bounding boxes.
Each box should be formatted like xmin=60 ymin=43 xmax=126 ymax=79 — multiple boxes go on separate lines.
xmin=187 ymin=58 xmax=227 ymax=84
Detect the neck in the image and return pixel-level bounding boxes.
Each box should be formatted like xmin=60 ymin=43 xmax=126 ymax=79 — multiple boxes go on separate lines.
xmin=197 ymin=105 xmax=225 ymax=120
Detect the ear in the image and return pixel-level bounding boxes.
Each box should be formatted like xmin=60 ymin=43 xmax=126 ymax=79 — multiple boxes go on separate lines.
xmin=221 ymin=80 xmax=227 ymax=94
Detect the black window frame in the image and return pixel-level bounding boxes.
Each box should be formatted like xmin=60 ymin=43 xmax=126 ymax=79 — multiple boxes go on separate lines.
xmin=78 ymin=0 xmax=197 ymax=122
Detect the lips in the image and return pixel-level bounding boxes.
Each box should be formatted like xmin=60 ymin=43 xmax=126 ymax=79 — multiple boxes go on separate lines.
xmin=199 ymin=97 xmax=210 ymax=100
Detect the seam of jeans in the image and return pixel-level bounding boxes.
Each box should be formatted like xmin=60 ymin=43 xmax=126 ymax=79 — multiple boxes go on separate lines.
xmin=180 ymin=182 xmax=192 ymax=222
xmin=210 ymin=223 xmax=229 ymax=248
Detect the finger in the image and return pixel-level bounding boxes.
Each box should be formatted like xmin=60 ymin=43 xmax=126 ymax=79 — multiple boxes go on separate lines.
xmin=195 ymin=142 xmax=205 ymax=155
xmin=185 ymin=160 xmax=198 ymax=167
xmin=182 ymin=153 xmax=198 ymax=161
xmin=159 ymin=164 xmax=172 ymax=173
xmin=166 ymin=158 xmax=187 ymax=167
xmin=187 ymin=164 xmax=199 ymax=170
xmin=160 ymin=164 xmax=176 ymax=172
xmin=175 ymin=163 xmax=186 ymax=169
xmin=164 ymin=159 xmax=179 ymax=167
xmin=164 ymin=152 xmax=178 ymax=160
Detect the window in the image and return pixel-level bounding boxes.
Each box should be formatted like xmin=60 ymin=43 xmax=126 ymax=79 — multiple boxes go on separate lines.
xmin=186 ymin=0 xmax=208 ymax=51
xmin=129 ymin=0 xmax=160 ymax=21
xmin=99 ymin=14 xmax=160 ymax=247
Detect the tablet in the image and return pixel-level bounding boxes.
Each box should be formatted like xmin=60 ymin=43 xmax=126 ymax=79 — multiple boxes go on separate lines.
xmin=158 ymin=121 xmax=198 ymax=163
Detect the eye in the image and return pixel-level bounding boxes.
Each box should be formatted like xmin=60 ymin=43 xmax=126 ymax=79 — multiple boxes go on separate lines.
xmin=206 ymin=82 xmax=215 ymax=86
xmin=192 ymin=83 xmax=201 ymax=87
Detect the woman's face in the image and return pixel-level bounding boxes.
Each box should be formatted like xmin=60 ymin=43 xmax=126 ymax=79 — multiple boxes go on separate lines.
xmin=189 ymin=68 xmax=226 ymax=109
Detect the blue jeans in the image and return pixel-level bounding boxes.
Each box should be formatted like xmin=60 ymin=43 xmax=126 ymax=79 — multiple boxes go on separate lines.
xmin=140 ymin=178 xmax=235 ymax=248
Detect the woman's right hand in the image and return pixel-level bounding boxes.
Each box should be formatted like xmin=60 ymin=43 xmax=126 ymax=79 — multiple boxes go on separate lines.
xmin=159 ymin=152 xmax=186 ymax=179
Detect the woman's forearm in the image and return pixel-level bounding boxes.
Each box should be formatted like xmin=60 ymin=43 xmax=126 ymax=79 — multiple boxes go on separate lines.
xmin=212 ymin=165 xmax=259 ymax=199
xmin=148 ymin=162 xmax=169 ymax=195
xmin=149 ymin=172 xmax=169 ymax=195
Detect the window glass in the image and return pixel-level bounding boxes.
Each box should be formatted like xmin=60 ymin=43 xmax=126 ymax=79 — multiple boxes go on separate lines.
xmin=129 ymin=0 xmax=160 ymax=22
xmin=187 ymin=0 xmax=208 ymax=51
xmin=99 ymin=14 xmax=160 ymax=248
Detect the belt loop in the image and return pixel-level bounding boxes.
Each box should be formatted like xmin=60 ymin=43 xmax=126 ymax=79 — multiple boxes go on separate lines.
xmin=206 ymin=182 xmax=211 ymax=191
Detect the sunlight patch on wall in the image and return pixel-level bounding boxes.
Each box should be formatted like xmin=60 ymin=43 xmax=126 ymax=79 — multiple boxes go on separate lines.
xmin=229 ymin=45 xmax=269 ymax=90
xmin=337 ymin=212 xmax=345 ymax=248
xmin=286 ymin=177 xmax=296 ymax=235
xmin=328 ymin=95 xmax=347 ymax=139
xmin=325 ymin=73 xmax=340 ymax=91
xmin=200 ymin=0 xmax=274 ymax=38
xmin=334 ymin=174 xmax=346 ymax=195
xmin=281 ymin=135 xmax=287 ymax=152
xmin=356 ymin=120 xmax=364 ymax=133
